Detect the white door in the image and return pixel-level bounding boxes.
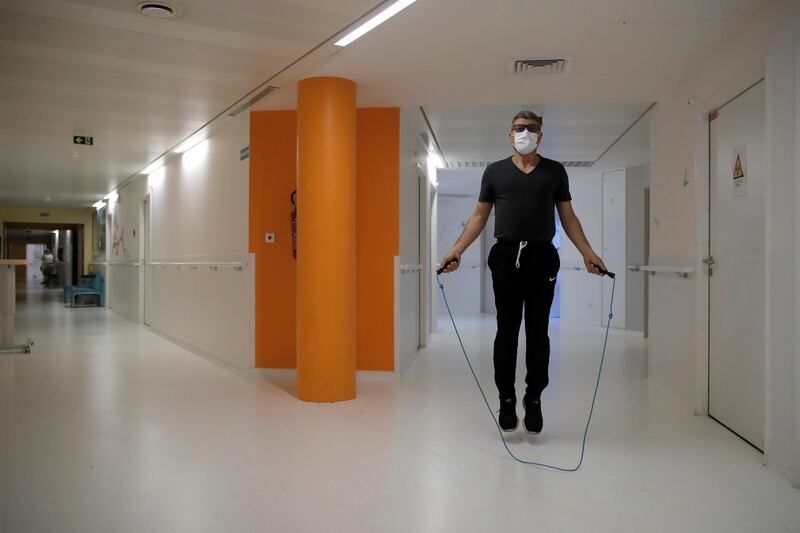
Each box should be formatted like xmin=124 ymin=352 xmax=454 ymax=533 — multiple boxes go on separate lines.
xmin=437 ymin=195 xmax=481 ymax=314
xmin=708 ymin=80 xmax=765 ymax=450
xmin=25 ymin=244 xmax=44 ymax=280
xmin=602 ymin=169 xmax=626 ymax=328
xmin=143 ymin=196 xmax=152 ymax=326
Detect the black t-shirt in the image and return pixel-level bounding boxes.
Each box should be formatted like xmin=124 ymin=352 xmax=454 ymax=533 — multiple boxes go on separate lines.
xmin=478 ymin=156 xmax=571 ymax=242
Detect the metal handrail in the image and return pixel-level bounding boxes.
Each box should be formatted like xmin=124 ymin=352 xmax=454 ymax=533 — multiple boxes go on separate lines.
xmin=638 ymin=265 xmax=695 ymax=278
xmin=146 ymin=260 xmax=245 ymax=271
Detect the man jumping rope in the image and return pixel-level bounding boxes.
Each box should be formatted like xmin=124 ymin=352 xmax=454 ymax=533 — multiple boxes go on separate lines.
xmin=439 ymin=110 xmax=608 ymax=435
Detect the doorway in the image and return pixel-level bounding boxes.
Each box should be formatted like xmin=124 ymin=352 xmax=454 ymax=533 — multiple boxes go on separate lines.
xmin=3 ymin=222 xmax=84 ymax=287
xmin=707 ymin=78 xmax=766 ymax=451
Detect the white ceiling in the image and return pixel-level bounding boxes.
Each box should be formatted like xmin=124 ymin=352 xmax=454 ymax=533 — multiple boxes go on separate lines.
xmin=263 ymin=0 xmax=758 ymax=108
xmin=0 ymin=0 xmax=758 ymax=208
xmin=425 ymin=103 xmax=651 ymax=166
xmin=0 ymin=0 xmax=379 ymax=207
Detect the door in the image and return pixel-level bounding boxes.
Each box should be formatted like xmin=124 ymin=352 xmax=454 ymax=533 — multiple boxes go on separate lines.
xmin=708 ymin=79 xmax=765 ymax=450
xmin=143 ymin=196 xmax=152 ymax=326
xmin=26 ymin=244 xmax=44 ymax=281
xmin=436 ymin=195 xmax=481 ymax=314
xmin=601 ymin=169 xmax=626 ymax=328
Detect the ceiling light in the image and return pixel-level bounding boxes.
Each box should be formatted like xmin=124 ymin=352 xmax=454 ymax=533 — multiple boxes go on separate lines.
xmin=173 ymin=135 xmax=205 ymax=154
xmin=137 ymin=1 xmax=177 ymax=18
xmin=141 ymin=161 xmax=163 ymax=174
xmin=334 ymin=0 xmax=417 ymax=47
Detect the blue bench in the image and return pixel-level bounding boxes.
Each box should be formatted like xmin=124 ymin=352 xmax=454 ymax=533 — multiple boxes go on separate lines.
xmin=64 ymin=272 xmax=105 ymax=307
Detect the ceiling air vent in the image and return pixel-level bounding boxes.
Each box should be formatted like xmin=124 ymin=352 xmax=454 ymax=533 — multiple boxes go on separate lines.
xmin=228 ymin=85 xmax=279 ymax=116
xmin=562 ymin=161 xmax=594 ymax=168
xmin=137 ymin=1 xmax=178 ymax=18
xmin=510 ymin=58 xmax=570 ymax=76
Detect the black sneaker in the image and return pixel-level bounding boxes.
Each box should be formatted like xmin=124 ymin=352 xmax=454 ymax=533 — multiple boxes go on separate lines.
xmin=524 ymin=397 xmax=543 ymax=435
xmin=498 ymin=398 xmax=518 ymax=432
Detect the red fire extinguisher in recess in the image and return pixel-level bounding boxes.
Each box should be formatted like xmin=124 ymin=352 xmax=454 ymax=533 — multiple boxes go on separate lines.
xmin=290 ymin=190 xmax=297 ymax=259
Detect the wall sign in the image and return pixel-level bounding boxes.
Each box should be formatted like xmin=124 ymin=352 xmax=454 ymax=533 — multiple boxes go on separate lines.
xmin=73 ymin=136 xmax=93 ymax=145
xmin=732 ymin=144 xmax=747 ymax=198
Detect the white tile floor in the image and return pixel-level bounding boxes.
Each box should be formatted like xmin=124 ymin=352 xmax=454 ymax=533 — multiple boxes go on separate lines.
xmin=1 ymin=284 xmax=798 ymax=533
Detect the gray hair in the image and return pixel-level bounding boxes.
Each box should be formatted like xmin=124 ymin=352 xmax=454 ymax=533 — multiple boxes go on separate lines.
xmin=511 ymin=110 xmax=542 ymax=126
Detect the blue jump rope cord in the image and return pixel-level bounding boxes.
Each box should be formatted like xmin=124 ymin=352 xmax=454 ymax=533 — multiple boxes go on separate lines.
xmin=436 ymin=273 xmax=615 ymax=472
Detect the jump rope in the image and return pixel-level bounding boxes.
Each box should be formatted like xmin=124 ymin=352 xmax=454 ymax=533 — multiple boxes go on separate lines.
xmin=436 ymin=258 xmax=616 ymax=472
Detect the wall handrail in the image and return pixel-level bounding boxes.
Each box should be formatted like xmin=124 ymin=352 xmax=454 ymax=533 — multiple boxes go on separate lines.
xmin=638 ymin=265 xmax=695 ymax=278
xmin=147 ymin=260 xmax=245 ymax=271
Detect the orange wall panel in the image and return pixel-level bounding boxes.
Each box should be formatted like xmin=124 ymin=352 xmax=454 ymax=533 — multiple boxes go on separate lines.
xmin=355 ymin=108 xmax=400 ymax=370
xmin=250 ymin=107 xmax=399 ymax=372
xmin=249 ymin=111 xmax=298 ymax=369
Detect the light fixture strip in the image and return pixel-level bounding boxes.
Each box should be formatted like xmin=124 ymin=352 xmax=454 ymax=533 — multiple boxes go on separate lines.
xmin=173 ymin=135 xmax=205 ymax=154
xmin=141 ymin=161 xmax=163 ymax=175
xmin=334 ymin=0 xmax=417 ymax=47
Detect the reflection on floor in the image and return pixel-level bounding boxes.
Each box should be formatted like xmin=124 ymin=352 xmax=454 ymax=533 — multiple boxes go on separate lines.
xmin=1 ymin=282 xmax=798 ymax=532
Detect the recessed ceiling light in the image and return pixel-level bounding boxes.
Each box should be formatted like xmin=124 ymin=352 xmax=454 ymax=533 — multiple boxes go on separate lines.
xmin=137 ymin=1 xmax=178 ymax=18
xmin=335 ymin=0 xmax=417 ymax=47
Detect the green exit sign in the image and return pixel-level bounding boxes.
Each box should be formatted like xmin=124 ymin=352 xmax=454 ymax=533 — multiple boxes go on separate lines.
xmin=73 ymin=136 xmax=93 ymax=145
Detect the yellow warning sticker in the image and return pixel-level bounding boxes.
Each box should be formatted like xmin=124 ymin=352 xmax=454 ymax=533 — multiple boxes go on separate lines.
xmin=732 ymin=144 xmax=746 ymax=198
xmin=733 ymin=154 xmax=744 ymax=179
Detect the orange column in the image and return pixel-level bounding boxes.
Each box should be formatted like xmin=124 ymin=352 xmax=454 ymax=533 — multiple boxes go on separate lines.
xmin=296 ymin=77 xmax=357 ymax=402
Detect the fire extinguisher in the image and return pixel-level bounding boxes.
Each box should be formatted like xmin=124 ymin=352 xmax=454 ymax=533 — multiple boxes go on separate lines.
xmin=290 ymin=190 xmax=297 ymax=259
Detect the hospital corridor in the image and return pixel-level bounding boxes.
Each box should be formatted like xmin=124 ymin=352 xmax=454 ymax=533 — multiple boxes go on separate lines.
xmin=1 ymin=0 xmax=800 ymax=531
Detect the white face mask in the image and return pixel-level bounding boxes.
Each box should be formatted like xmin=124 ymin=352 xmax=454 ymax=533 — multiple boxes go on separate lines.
xmin=513 ymin=130 xmax=539 ymax=155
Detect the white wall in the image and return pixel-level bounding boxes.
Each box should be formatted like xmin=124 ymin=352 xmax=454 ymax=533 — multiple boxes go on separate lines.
xmin=107 ymin=174 xmax=147 ymax=323
xmin=560 ymin=115 xmax=650 ymax=328
xmin=396 ymin=107 xmax=429 ymax=372
xmin=436 ymin=195 xmax=482 ymax=314
xmin=107 ymin=114 xmax=253 ymax=370
xmin=646 ymin=0 xmax=799 ymax=484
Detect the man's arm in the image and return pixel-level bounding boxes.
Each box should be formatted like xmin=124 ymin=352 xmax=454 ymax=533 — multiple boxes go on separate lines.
xmin=439 ymin=201 xmax=493 ymax=273
xmin=556 ymin=201 xmax=607 ymax=276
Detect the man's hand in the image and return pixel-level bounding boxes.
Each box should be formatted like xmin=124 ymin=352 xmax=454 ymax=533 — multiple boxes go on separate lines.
xmin=583 ymin=249 xmax=608 ymax=276
xmin=438 ymin=250 xmax=462 ymax=274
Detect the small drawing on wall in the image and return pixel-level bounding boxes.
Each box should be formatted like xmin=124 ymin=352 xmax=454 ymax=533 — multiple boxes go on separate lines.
xmin=111 ymin=217 xmax=128 ymax=259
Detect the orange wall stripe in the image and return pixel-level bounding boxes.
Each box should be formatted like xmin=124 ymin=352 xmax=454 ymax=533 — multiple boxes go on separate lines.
xmin=249 ymin=110 xmax=298 ymax=369
xmin=355 ymin=108 xmax=400 ymax=371
xmin=249 ymin=107 xmax=399 ymax=372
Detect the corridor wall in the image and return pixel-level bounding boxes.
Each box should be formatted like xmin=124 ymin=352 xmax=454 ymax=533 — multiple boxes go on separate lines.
xmin=107 ymin=114 xmax=253 ymax=370
xmin=646 ymin=0 xmax=799 ymax=484
xmin=250 ymin=108 xmax=400 ymax=371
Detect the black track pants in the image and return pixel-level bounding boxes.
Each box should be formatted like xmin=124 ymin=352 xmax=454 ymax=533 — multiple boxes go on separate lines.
xmin=488 ymin=239 xmax=560 ymax=402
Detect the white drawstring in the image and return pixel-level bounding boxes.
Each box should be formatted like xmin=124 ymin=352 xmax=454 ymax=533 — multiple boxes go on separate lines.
xmin=515 ymin=241 xmax=528 ymax=268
